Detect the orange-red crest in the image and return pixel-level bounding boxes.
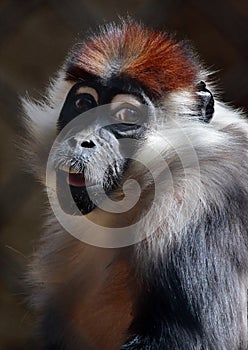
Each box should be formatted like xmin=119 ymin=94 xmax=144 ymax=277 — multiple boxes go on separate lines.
xmin=66 ymin=20 xmax=199 ymax=98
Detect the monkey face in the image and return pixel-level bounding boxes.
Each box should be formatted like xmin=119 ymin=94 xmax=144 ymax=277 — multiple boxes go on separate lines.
xmin=53 ymin=76 xmax=150 ymax=215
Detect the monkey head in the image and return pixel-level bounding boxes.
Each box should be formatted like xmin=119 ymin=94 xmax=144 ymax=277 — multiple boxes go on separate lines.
xmin=23 ymin=20 xmax=214 ymax=218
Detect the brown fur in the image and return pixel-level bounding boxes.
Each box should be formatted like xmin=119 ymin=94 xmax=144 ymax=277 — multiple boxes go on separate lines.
xmin=66 ymin=21 xmax=198 ymax=97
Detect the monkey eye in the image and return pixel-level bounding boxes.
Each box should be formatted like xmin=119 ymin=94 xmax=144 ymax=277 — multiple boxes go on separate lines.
xmin=74 ymin=93 xmax=97 ymax=112
xmin=113 ymin=106 xmax=142 ymax=124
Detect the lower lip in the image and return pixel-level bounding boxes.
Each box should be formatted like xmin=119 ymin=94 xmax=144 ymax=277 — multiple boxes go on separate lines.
xmin=66 ymin=172 xmax=97 ymax=187
xmin=67 ymin=173 xmax=86 ymax=187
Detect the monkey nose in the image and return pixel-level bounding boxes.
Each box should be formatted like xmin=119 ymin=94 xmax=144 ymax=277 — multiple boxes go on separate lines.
xmin=80 ymin=140 xmax=95 ymax=148
xmin=68 ymin=137 xmax=96 ymax=149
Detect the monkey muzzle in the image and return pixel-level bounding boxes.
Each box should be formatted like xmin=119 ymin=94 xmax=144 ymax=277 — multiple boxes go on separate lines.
xmin=54 ymin=126 xmax=126 ymax=216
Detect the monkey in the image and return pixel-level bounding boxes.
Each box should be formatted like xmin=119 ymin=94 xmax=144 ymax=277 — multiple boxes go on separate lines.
xmin=22 ymin=19 xmax=248 ymax=350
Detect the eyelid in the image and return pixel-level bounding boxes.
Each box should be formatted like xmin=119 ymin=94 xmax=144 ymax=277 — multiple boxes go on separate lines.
xmin=76 ymin=86 xmax=98 ymax=103
xmin=110 ymin=94 xmax=142 ymax=110
xmin=75 ymin=93 xmax=97 ymax=107
xmin=112 ymin=104 xmax=139 ymax=114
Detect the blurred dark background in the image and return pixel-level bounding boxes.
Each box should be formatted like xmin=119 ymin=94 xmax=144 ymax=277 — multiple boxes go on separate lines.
xmin=0 ymin=0 xmax=247 ymax=349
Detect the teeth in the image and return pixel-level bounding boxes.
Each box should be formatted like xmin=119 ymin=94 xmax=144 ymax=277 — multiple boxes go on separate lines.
xmin=69 ymin=168 xmax=79 ymax=174
xmin=58 ymin=165 xmax=79 ymax=174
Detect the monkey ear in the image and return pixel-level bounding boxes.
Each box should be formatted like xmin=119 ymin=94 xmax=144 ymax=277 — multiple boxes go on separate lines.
xmin=196 ymin=81 xmax=214 ymax=123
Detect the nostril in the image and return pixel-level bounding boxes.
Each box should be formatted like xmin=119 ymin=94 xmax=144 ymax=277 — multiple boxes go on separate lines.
xmin=81 ymin=140 xmax=95 ymax=148
xmin=68 ymin=137 xmax=96 ymax=149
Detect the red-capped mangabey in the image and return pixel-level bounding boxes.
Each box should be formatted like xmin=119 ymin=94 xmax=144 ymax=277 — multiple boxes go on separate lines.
xmin=23 ymin=20 xmax=248 ymax=350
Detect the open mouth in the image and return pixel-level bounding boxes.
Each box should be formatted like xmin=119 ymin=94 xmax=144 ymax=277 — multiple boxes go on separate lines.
xmin=56 ymin=162 xmax=122 ymax=215
xmin=56 ymin=165 xmax=98 ymax=215
xmin=59 ymin=165 xmax=96 ymax=188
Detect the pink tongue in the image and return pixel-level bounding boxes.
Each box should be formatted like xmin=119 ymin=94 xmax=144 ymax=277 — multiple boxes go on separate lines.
xmin=67 ymin=173 xmax=86 ymax=187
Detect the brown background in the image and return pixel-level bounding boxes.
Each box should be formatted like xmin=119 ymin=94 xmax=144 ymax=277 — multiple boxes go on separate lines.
xmin=0 ymin=0 xmax=247 ymax=349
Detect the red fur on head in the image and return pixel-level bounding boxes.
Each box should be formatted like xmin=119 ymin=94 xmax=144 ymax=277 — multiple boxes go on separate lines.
xmin=66 ymin=20 xmax=199 ymax=98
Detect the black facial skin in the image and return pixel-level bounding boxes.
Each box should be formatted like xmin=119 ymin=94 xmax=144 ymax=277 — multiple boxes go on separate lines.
xmin=56 ymin=74 xmax=149 ymax=215
xmin=57 ymin=74 xmax=149 ymax=132
xmin=56 ymin=73 xmax=213 ymax=216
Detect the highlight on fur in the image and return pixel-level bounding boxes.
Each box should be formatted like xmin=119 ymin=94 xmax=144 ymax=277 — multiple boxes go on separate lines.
xmin=22 ymin=19 xmax=248 ymax=350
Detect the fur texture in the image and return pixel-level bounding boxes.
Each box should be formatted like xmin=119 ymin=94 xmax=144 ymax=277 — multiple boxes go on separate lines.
xmin=23 ymin=20 xmax=248 ymax=350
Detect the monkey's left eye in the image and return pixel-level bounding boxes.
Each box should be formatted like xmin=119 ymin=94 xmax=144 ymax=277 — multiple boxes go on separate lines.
xmin=113 ymin=106 xmax=142 ymax=124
